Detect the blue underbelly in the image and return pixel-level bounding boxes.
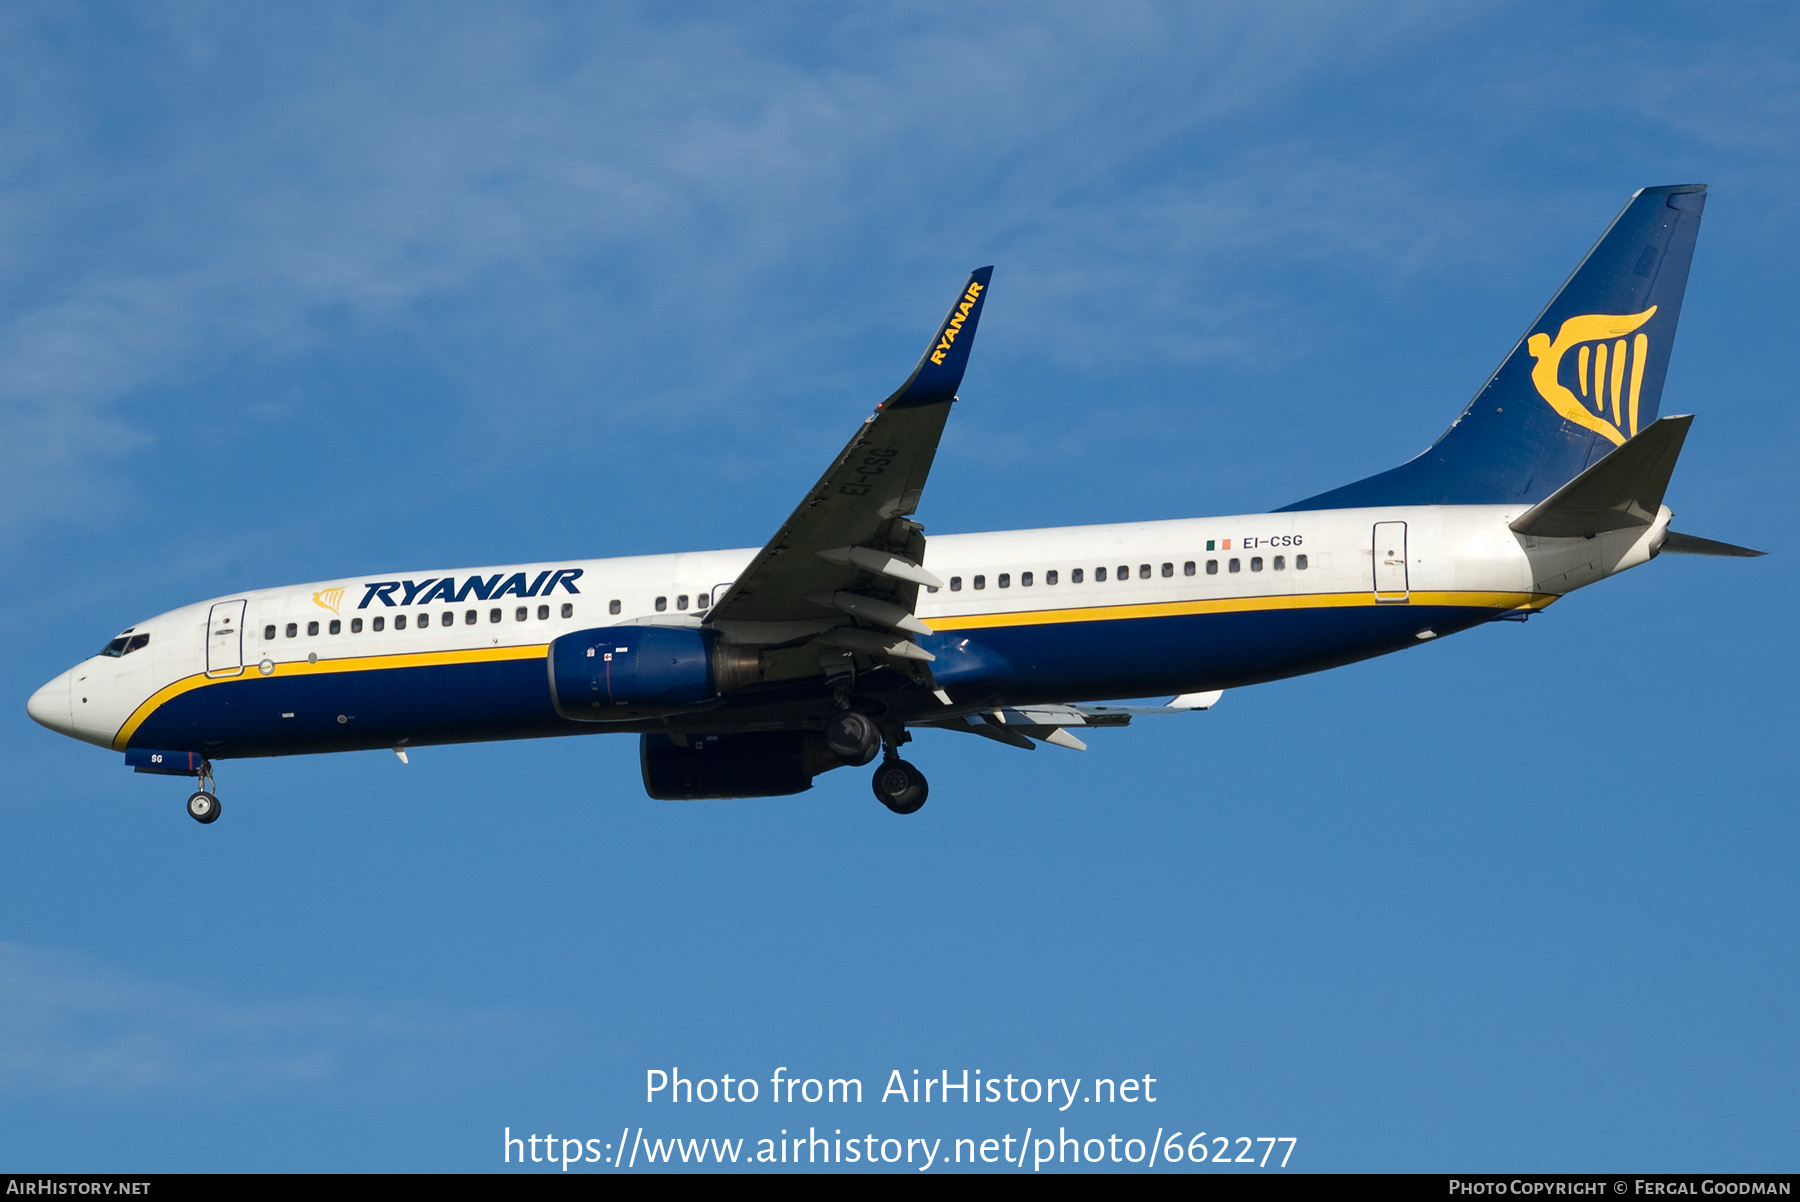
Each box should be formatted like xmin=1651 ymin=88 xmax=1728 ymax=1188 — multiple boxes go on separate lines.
xmin=126 ymin=603 xmax=1502 ymax=757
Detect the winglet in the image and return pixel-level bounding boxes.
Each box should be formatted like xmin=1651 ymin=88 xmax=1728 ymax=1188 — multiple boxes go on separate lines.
xmin=882 ymin=266 xmax=994 ymax=409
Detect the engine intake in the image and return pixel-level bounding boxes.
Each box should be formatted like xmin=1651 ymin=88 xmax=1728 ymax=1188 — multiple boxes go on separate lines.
xmin=548 ymin=626 xmax=761 ymax=720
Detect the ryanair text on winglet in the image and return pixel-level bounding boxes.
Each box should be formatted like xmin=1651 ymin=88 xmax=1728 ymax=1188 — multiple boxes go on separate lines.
xmin=929 ymin=280 xmax=984 ymax=366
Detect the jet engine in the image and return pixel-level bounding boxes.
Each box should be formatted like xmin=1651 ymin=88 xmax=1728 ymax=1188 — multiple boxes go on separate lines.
xmin=548 ymin=626 xmax=761 ymax=720
xmin=639 ymin=730 xmax=846 ymax=799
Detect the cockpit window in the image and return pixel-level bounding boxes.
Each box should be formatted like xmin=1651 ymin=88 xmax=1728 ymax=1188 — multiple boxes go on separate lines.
xmin=99 ymin=631 xmax=149 ymax=658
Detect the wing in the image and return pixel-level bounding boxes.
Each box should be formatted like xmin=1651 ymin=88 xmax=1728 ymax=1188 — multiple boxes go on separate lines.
xmin=705 ymin=268 xmax=993 ymax=668
xmin=916 ymin=692 xmax=1224 ymax=752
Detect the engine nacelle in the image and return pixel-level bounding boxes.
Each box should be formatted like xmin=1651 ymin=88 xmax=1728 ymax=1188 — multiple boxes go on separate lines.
xmin=548 ymin=626 xmax=760 ymax=720
xmin=640 ymin=731 xmax=844 ymax=799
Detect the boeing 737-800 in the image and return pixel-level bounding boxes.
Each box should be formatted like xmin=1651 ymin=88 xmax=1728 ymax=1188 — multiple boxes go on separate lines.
xmin=26 ymin=184 xmax=1760 ymax=822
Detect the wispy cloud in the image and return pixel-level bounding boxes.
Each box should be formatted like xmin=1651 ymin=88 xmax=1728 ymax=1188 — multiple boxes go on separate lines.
xmin=0 ymin=3 xmax=1469 ymax=540
xmin=0 ymin=2 xmax=1792 ymax=545
xmin=0 ymin=942 xmax=511 ymax=1096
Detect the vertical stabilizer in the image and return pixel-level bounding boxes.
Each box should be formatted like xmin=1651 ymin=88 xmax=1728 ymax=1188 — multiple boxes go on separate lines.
xmin=1283 ymin=185 xmax=1706 ymax=510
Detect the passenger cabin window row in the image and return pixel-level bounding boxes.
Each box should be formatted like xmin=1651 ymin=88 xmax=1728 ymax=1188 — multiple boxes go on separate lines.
xmin=945 ymin=554 xmax=1307 ymax=592
xmin=262 ymin=602 xmax=576 ymax=641
xmin=652 ymin=592 xmax=709 ymax=614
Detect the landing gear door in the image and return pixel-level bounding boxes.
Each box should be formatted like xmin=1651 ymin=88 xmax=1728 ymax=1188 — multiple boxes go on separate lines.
xmin=1372 ymin=522 xmax=1409 ymax=602
xmin=205 ymin=600 xmax=247 ymax=678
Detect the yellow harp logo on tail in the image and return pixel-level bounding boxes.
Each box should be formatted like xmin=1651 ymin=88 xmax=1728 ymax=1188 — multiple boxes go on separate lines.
xmin=312 ymin=587 xmax=345 ymax=614
xmin=1526 ymin=307 xmax=1657 ymax=446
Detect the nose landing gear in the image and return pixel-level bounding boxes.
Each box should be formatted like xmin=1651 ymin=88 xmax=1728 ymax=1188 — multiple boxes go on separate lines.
xmin=185 ymin=762 xmax=221 ymax=825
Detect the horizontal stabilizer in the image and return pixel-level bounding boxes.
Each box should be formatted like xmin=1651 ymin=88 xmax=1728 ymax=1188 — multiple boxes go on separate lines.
xmin=1659 ymin=531 xmax=1765 ymax=557
xmin=1510 ymin=415 xmax=1691 ymax=538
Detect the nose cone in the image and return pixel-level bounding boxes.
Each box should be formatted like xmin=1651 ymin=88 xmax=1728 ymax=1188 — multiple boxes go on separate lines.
xmin=26 ymin=671 xmax=74 ymax=736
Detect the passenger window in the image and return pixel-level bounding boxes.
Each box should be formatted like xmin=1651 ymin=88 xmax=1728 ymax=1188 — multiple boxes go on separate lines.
xmin=1273 ymin=555 xmax=1285 ymax=571
xmin=328 ymin=619 xmax=341 ymax=635
xmin=1229 ymin=558 xmax=1241 ymax=573
xmin=1072 ymin=568 xmax=1084 ymax=583
xmin=950 ymin=576 xmax=962 ymax=591
xmin=926 ymin=586 xmax=938 ymax=594
xmin=538 ymin=605 xmax=550 ymax=620
xmin=125 ymin=633 xmax=149 ymax=654
xmin=351 ymin=618 xmax=362 ymax=633
xmin=1296 ymin=554 xmax=1308 ymax=570
xmin=393 ymin=615 xmax=405 ymax=631
xmin=677 ymin=595 xmax=689 ymax=611
xmin=697 ymin=592 xmax=709 ymax=608
xmin=998 ymin=574 xmax=1010 ymax=588
xmin=1118 ymin=565 xmax=1129 ymax=580
xmin=1251 ymin=557 xmax=1263 ymax=571
xmin=609 ymin=600 xmax=621 ymax=615
xmin=489 ymin=608 xmax=501 ymax=623
xmin=517 ymin=607 xmax=529 ymax=621
xmin=1140 ymin=564 xmax=1151 ymax=579
xmin=440 ymin=612 xmax=453 ymax=627
xmin=263 ymin=625 xmax=276 ymax=640
xmin=373 ymin=616 xmax=385 ymax=632
xmin=973 ymin=575 xmax=986 ymax=590
xmin=1095 ymin=567 xmax=1107 ymax=582
xmin=655 ymin=596 xmax=667 ymax=612
xmin=1046 ymin=570 xmax=1058 ymax=585
xmin=1184 ymin=561 xmax=1195 ymax=576
xmin=462 ymin=610 xmax=475 ymax=625
xmin=1161 ymin=562 xmax=1173 ymax=577
xmin=561 ymin=603 xmax=573 ymax=619
xmin=1021 ymin=572 xmax=1033 ymax=587
xmin=1206 ymin=559 xmax=1218 ymax=575
xmin=306 ymin=621 xmax=319 ymax=636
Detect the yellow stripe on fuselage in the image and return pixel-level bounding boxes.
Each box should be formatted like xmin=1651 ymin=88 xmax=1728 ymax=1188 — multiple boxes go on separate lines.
xmin=922 ymin=589 xmax=1555 ymax=632
xmin=112 ymin=590 xmax=1557 ymax=750
xmin=112 ymin=643 xmax=550 ymax=750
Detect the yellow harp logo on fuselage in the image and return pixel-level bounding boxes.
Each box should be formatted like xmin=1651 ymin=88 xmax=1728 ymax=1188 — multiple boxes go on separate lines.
xmin=1526 ymin=307 xmax=1657 ymax=446
xmin=312 ymin=587 xmax=345 ymax=614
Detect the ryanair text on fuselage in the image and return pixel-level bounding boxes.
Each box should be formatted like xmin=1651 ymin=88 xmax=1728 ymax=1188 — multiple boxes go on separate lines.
xmin=355 ymin=569 xmax=584 ymax=609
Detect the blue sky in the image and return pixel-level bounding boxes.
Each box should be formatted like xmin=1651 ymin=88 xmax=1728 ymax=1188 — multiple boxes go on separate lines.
xmin=3 ymin=1 xmax=1796 ymax=1172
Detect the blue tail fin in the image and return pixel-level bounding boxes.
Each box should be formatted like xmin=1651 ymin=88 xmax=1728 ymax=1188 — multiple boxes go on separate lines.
xmin=1282 ymin=185 xmax=1706 ymax=511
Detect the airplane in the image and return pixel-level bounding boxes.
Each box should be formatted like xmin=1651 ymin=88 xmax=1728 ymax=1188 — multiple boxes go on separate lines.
xmin=26 ymin=184 xmax=1762 ymax=823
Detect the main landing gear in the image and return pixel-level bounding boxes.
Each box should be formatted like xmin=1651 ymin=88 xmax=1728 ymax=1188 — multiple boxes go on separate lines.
xmin=832 ymin=706 xmax=927 ymax=814
xmin=871 ymin=755 xmax=928 ymax=815
xmin=825 ymin=710 xmax=882 ymax=766
xmin=186 ymin=762 xmax=221 ymax=825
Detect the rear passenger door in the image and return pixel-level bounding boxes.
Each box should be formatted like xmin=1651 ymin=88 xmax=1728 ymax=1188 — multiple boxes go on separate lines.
xmin=1372 ymin=522 xmax=1409 ymax=602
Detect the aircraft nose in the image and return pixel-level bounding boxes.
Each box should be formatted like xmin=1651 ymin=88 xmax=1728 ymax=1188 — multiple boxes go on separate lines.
xmin=26 ymin=671 xmax=74 ymax=736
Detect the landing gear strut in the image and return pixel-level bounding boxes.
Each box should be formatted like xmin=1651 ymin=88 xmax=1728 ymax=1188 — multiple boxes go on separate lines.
xmin=186 ymin=762 xmax=221 ymax=825
xmin=871 ymin=756 xmax=928 ymax=815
